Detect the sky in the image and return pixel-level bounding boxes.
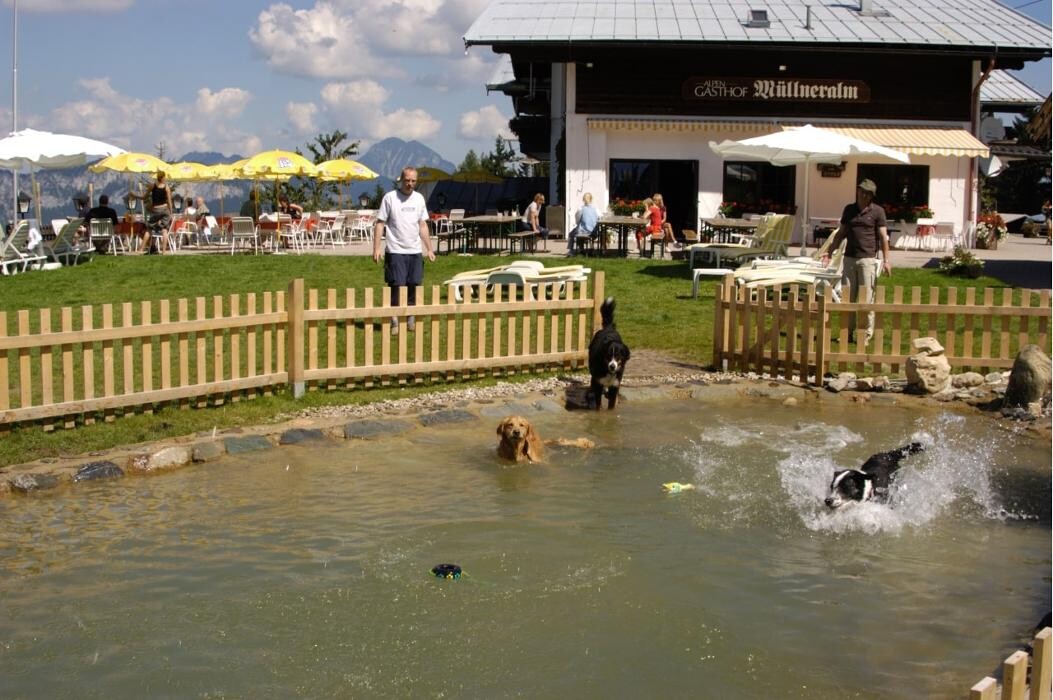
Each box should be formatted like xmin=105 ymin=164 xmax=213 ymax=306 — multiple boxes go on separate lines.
xmin=1 ymin=0 xmax=1050 ymax=167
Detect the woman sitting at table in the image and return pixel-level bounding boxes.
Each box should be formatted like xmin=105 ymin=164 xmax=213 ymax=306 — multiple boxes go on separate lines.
xmin=518 ymin=192 xmax=548 ymax=238
xmin=639 ymin=197 xmax=662 ymax=252
xmin=652 ymin=193 xmax=681 ymax=248
xmin=278 ymin=194 xmax=304 ymax=220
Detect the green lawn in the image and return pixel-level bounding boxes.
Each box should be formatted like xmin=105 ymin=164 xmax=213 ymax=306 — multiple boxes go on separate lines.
xmin=0 ymin=253 xmax=1016 ymax=466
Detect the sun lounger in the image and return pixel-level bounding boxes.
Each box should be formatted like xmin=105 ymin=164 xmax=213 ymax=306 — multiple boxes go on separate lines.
xmin=1 ymin=220 xmax=47 ymax=275
xmin=43 ymin=217 xmax=91 ymax=265
xmin=444 ymin=261 xmax=589 ymax=302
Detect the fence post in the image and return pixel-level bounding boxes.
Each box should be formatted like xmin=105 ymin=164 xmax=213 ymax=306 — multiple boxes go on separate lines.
xmin=591 ymin=271 xmax=606 ymax=333
xmin=814 ymin=286 xmax=828 ymax=386
xmin=713 ymin=275 xmax=730 ymax=369
xmin=287 ymin=278 xmax=305 ymax=398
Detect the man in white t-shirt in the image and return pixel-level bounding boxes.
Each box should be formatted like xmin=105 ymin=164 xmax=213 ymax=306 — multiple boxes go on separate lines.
xmin=373 ymin=166 xmax=435 ymax=332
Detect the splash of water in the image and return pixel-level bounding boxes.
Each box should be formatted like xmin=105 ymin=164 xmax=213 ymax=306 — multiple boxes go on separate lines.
xmin=686 ymin=413 xmax=1026 ymax=535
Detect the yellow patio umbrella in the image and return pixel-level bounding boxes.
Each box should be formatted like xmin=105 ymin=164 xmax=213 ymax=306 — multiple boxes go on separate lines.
xmin=315 ymin=158 xmax=378 ymax=181
xmin=235 ymin=150 xmax=318 ymax=220
xmin=414 ymin=166 xmax=451 ymax=184
xmin=449 ymin=168 xmax=503 ymax=184
xmin=166 ymin=161 xmax=217 ymax=181
xmin=89 ymin=151 xmax=171 ymax=217
xmin=316 ymin=159 xmax=379 ymax=208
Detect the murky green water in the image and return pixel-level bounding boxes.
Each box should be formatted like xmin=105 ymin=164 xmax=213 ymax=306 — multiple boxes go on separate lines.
xmin=0 ymin=397 xmax=1049 ymax=698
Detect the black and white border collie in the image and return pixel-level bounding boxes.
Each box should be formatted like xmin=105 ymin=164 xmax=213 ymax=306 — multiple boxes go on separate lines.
xmin=588 ymin=297 xmax=631 ymax=410
xmin=824 ymin=442 xmax=924 ymax=509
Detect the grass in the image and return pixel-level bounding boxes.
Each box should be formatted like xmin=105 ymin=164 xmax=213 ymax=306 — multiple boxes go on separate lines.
xmin=0 ymin=252 xmax=1019 ymax=466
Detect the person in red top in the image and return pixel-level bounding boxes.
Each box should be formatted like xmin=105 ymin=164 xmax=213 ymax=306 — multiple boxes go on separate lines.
xmin=637 ymin=197 xmax=662 ymax=253
xmin=652 ymin=193 xmax=681 ymax=249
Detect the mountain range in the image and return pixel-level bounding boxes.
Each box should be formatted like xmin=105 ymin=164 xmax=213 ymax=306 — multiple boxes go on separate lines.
xmin=0 ymin=138 xmax=456 ymax=223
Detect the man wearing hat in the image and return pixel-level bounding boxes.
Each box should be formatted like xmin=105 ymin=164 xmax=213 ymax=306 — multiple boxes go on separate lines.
xmin=825 ymin=178 xmax=891 ymax=344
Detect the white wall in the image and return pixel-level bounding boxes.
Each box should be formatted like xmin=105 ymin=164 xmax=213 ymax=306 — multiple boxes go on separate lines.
xmin=564 ymin=65 xmax=974 ymax=242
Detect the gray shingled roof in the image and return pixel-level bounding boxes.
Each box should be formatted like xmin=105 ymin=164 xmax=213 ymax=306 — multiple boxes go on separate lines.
xmin=981 ymin=70 xmax=1047 ymax=104
xmin=465 ymin=0 xmax=1051 ymax=52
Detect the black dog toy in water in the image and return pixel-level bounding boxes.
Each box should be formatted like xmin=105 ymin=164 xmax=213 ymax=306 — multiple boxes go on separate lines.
xmin=431 ymin=563 xmax=462 ymax=580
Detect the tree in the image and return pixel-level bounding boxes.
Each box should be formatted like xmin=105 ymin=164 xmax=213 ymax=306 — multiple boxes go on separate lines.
xmin=480 ymin=137 xmax=517 ymax=177
xmin=457 ymin=150 xmax=481 ymax=172
xmin=285 ymin=130 xmax=363 ymax=212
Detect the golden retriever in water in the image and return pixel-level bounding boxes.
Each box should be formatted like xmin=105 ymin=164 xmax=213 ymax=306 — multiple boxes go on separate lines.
xmin=496 ymin=415 xmax=595 ymax=463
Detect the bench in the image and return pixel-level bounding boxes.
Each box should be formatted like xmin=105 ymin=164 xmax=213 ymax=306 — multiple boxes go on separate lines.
xmin=508 ymin=231 xmax=537 ymax=254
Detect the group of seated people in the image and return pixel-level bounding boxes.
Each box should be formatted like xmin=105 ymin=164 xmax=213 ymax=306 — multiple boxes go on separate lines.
xmin=566 ymin=191 xmax=681 ymax=256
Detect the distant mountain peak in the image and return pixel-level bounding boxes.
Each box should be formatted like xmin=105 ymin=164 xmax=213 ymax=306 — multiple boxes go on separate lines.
xmin=359 ymin=139 xmax=454 ymax=180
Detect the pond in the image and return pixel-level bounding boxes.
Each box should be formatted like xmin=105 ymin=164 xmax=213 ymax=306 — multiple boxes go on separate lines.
xmin=0 ymin=394 xmax=1048 ymax=697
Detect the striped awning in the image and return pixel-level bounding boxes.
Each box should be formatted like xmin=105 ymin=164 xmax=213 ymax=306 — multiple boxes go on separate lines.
xmin=587 ymin=118 xmax=779 ymax=133
xmin=587 ymin=117 xmax=989 ymax=158
xmin=812 ymin=125 xmax=989 ymax=158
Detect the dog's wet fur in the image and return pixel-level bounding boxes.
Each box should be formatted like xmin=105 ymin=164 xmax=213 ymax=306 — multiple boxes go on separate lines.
xmin=588 ymin=297 xmax=631 ymax=410
xmin=824 ymin=442 xmax=924 ymax=508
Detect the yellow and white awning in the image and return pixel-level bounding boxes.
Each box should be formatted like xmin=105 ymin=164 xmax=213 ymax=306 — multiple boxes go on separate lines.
xmin=813 ymin=124 xmax=989 ymax=158
xmin=587 ymin=118 xmax=989 ymax=158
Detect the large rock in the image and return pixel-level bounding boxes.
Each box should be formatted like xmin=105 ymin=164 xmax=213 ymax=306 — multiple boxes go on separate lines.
xmin=1003 ymin=345 xmax=1052 ymax=408
xmin=906 ymin=353 xmax=951 ymax=394
xmin=73 ymin=461 xmax=124 ymax=482
xmin=912 ymin=337 xmax=945 ymax=356
xmin=10 ymin=473 xmax=60 ymax=493
xmin=952 ymin=372 xmax=985 ymax=388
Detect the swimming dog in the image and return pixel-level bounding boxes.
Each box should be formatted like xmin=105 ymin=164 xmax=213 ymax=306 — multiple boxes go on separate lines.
xmin=588 ymin=297 xmax=631 ymax=410
xmin=824 ymin=442 xmax=923 ymax=508
xmin=496 ymin=415 xmax=595 ymax=464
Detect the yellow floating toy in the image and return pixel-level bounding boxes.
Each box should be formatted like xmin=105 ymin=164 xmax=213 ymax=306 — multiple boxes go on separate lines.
xmin=662 ymin=482 xmax=695 ymax=494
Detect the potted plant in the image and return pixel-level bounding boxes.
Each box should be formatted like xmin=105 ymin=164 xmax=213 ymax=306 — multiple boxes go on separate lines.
xmin=938 ymin=246 xmax=984 ymax=278
xmin=717 ymin=201 xmax=741 ymax=218
xmin=610 ymin=198 xmax=645 ymax=216
xmin=974 ymin=212 xmax=1007 ymax=250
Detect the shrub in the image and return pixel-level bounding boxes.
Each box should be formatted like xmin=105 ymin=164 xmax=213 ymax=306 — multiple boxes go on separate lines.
xmin=937 ymin=246 xmax=984 ymax=278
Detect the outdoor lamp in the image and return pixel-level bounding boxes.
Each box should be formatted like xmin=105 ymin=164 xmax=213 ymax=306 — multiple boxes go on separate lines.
xmin=124 ymin=192 xmax=137 ymax=210
xmin=17 ymin=191 xmax=31 ymax=218
xmin=359 ymin=193 xmax=371 ymax=208
xmin=436 ymin=193 xmax=448 ymax=210
xmin=72 ymin=193 xmax=88 ymax=214
xmin=173 ymin=194 xmax=184 ymax=212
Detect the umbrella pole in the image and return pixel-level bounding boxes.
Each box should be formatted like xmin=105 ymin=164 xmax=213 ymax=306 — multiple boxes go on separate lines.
xmin=799 ymin=161 xmax=811 ymax=256
xmin=31 ymin=171 xmax=42 ymax=226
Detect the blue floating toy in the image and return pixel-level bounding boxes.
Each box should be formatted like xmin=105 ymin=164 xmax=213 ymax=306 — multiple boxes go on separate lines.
xmin=431 ymin=563 xmax=462 ymax=579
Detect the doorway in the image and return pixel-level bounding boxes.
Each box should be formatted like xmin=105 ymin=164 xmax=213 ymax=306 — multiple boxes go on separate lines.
xmin=609 ymin=159 xmax=698 ymax=239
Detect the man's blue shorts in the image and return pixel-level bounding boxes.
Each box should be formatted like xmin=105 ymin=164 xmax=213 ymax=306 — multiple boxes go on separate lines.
xmin=384 ymin=252 xmax=423 ymax=289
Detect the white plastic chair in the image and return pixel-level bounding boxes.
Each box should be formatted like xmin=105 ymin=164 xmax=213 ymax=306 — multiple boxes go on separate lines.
xmin=230 ymin=216 xmax=259 ymax=255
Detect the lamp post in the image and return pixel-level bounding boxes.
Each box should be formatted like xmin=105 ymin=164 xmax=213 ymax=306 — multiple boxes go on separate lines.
xmin=358 ymin=193 xmax=371 ymax=209
xmin=16 ymin=191 xmax=30 ymax=219
xmin=72 ymin=193 xmax=89 ymax=217
xmin=172 ymin=193 xmax=184 ymax=213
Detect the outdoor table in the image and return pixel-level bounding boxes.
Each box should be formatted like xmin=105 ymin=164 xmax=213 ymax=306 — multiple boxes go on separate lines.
xmin=700 ymin=217 xmax=759 ymax=243
xmin=810 ymin=217 xmax=840 ymax=247
xmin=461 ymin=214 xmax=519 ymax=254
xmin=596 ymin=215 xmax=649 ymax=257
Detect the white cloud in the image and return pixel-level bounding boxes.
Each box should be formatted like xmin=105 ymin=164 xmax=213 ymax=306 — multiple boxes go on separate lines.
xmin=285 ymin=102 xmax=319 ymax=135
xmin=196 ymin=88 xmax=252 ymax=119
xmin=42 ymin=77 xmax=261 ymax=157
xmin=249 ymin=0 xmax=496 ymax=80
xmin=248 ymin=2 xmax=396 ymax=80
xmin=11 ymin=0 xmax=134 ymax=12
xmin=458 ymin=104 xmax=512 ymax=140
xmin=320 ymin=80 xmax=441 ymax=141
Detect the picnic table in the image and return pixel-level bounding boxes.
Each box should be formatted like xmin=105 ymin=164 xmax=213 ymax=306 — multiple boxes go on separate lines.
xmin=699 ymin=217 xmax=759 ymax=243
xmin=461 ymin=214 xmax=521 ymax=254
xmin=594 ymin=215 xmax=649 ymax=257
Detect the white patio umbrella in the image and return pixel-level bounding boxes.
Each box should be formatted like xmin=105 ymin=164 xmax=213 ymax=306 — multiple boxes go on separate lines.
xmin=709 ymin=124 xmax=910 ymax=254
xmin=0 ymin=128 xmax=125 ymax=224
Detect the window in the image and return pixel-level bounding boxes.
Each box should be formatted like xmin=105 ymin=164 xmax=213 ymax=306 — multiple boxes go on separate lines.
xmin=721 ymin=162 xmax=796 ymax=216
xmin=857 ymin=164 xmax=930 ymax=220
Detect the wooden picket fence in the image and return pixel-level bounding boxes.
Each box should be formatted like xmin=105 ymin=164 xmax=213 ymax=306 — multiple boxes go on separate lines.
xmin=0 ymin=273 xmax=604 ymax=430
xmin=714 ymin=277 xmax=1051 ymax=383
xmin=970 ymin=626 xmax=1051 ymax=700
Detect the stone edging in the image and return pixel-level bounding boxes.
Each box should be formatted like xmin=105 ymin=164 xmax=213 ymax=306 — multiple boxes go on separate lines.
xmin=1 ymin=370 xmax=1046 ymax=498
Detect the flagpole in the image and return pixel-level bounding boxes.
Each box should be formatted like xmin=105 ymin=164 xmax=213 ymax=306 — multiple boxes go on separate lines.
xmin=11 ymin=0 xmax=19 ymax=227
